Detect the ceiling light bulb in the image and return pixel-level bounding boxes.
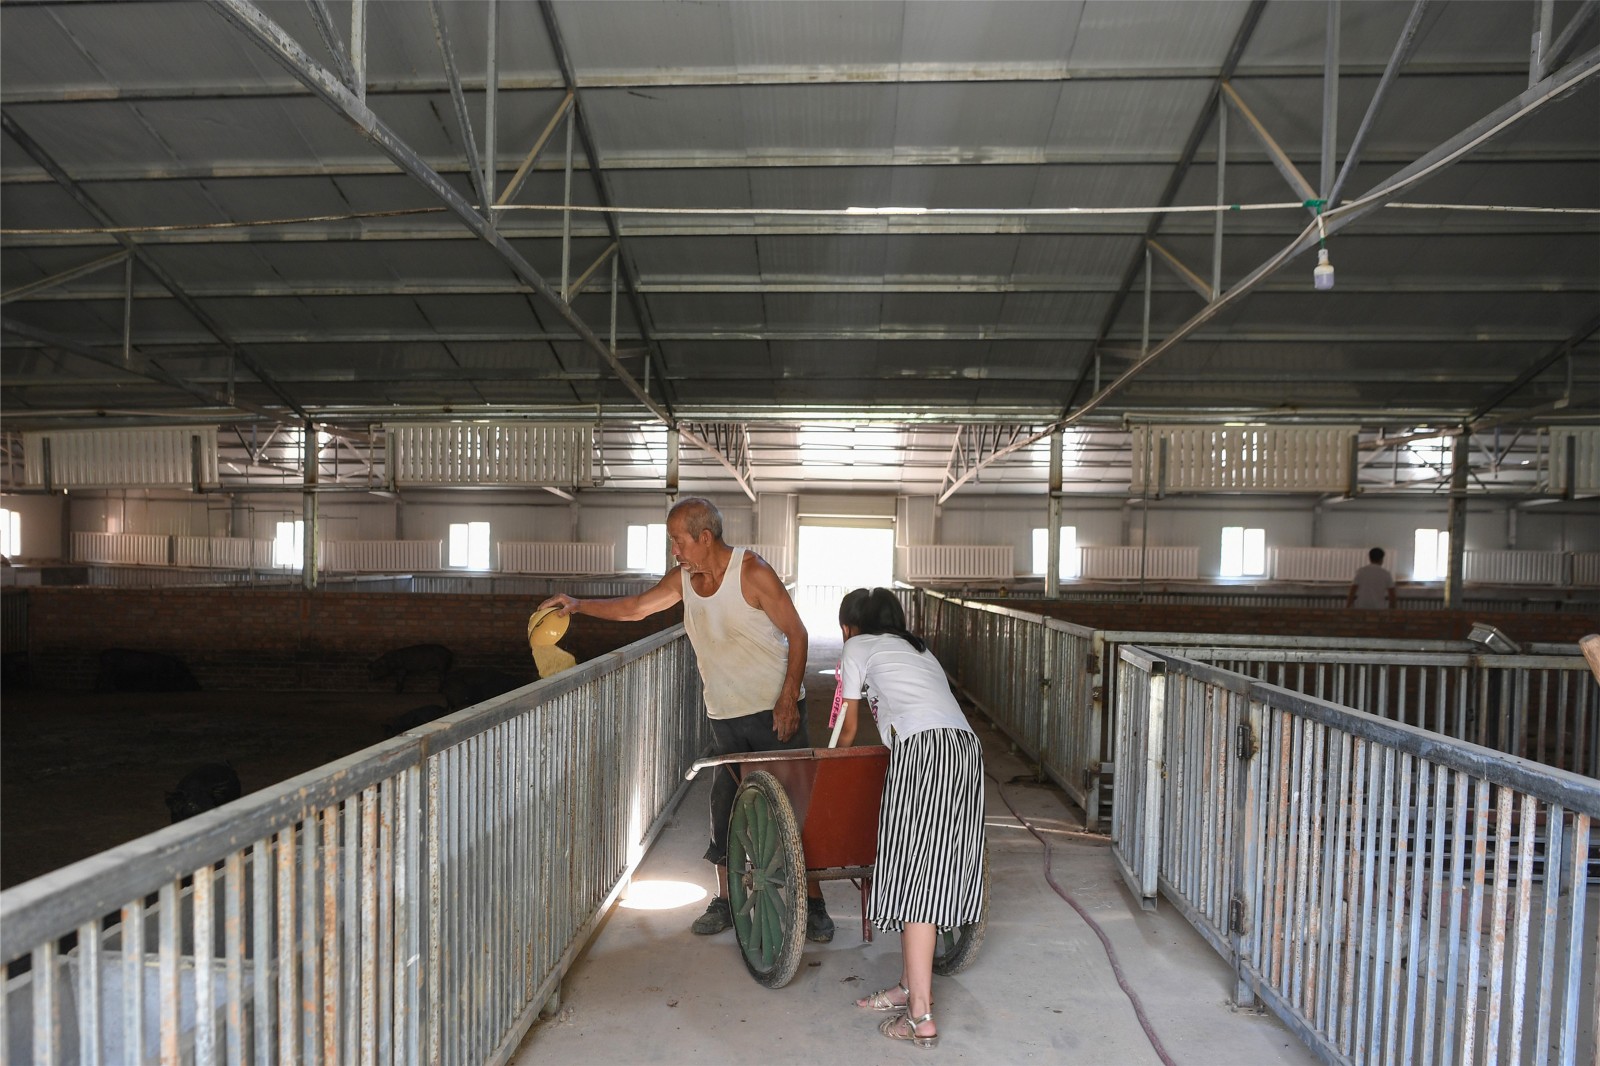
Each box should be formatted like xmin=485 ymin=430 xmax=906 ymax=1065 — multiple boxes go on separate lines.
xmin=1313 ymin=247 xmax=1335 ymax=291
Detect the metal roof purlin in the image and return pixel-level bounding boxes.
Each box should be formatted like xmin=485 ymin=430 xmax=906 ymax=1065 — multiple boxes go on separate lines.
xmin=537 ymin=0 xmax=676 ymax=412
xmin=1066 ymin=0 xmax=1268 ymax=421
xmin=945 ymin=40 xmax=1600 ymax=503
xmin=1 ymin=317 xmax=280 ymax=422
xmin=0 ymin=113 xmax=309 ymax=421
xmin=205 ymin=0 xmax=669 ymax=425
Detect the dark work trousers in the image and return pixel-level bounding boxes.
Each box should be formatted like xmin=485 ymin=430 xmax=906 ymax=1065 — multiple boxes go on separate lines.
xmin=704 ymin=699 xmax=810 ymax=865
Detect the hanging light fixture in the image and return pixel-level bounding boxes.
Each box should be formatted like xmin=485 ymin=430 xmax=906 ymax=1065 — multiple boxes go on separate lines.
xmin=1313 ymin=247 xmax=1335 ymax=290
xmin=1312 ymin=207 xmax=1334 ymax=291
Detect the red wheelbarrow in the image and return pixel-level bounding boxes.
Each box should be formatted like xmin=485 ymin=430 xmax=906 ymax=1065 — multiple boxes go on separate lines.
xmin=686 ymin=745 xmax=988 ymax=988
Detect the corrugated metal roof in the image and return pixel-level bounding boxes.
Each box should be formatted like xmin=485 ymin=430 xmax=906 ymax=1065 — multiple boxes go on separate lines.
xmin=1 ymin=0 xmax=1595 ymax=498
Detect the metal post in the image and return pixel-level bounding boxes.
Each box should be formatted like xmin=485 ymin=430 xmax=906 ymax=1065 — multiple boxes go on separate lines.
xmin=1212 ymin=98 xmax=1226 ymax=298
xmin=1444 ymin=431 xmax=1469 ymax=608
xmin=122 ymin=255 xmax=134 ymax=367
xmin=666 ymin=430 xmax=679 ymax=496
xmin=1046 ymin=428 xmax=1063 ymax=598
xmin=484 ymin=0 xmax=498 ymax=208
xmin=561 ymin=108 xmax=574 ymax=301
xmin=1321 ymin=0 xmax=1340 ymax=199
xmin=349 ymin=0 xmax=366 ymax=102
xmin=1141 ymin=247 xmax=1152 ymax=356
xmin=1532 ymin=0 xmax=1554 ymax=85
xmin=302 ymin=421 xmax=319 ymax=590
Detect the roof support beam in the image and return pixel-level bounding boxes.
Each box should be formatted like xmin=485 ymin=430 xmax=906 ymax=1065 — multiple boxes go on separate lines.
xmin=939 ymin=424 xmax=1036 ymax=503
xmin=1220 ymin=81 xmax=1319 ymax=206
xmin=1540 ymin=0 xmax=1599 ymax=80
xmin=1468 ymin=311 xmax=1600 ymax=422
xmin=537 ymin=0 xmax=673 ymax=408
xmin=1070 ymin=0 xmax=1266 ymax=418
xmin=1 ymin=317 xmax=281 ymax=421
xmin=1146 ymin=240 xmax=1214 ymax=302
xmin=1328 ymin=0 xmax=1429 ymax=208
xmin=0 ymin=113 xmax=308 ymax=420
xmin=206 ymin=0 xmax=662 ymax=420
xmin=1064 ymin=41 xmax=1600 ymax=432
xmin=204 ymin=0 xmax=772 ymax=498
xmin=1320 ymin=0 xmax=1341 ymax=200
xmin=951 ymin=41 xmax=1600 ymax=499
xmin=304 ymin=0 xmax=356 ymax=92
xmin=0 ymin=250 xmax=128 ymax=305
xmin=427 ymin=0 xmax=491 ymax=218
xmin=566 ymin=242 xmax=618 ymax=305
xmin=679 ymin=422 xmax=755 ymax=500
xmin=498 ymin=91 xmax=572 ymax=207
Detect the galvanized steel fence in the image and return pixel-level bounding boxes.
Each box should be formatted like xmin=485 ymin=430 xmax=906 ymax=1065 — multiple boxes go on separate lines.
xmin=1114 ymin=646 xmax=1599 ymax=1065
xmin=902 ymin=589 xmax=1592 ymax=832
xmin=1188 ymin=648 xmax=1600 ymax=779
xmin=0 ymin=627 xmax=703 ymax=1065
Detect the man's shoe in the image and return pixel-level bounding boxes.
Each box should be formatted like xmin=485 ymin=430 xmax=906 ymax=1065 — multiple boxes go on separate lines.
xmin=692 ymin=896 xmax=732 ymax=935
xmin=806 ymin=897 xmax=835 ymax=943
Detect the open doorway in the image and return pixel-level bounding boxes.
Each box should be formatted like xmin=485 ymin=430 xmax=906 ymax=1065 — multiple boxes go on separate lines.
xmin=794 ymin=522 xmax=895 ymax=634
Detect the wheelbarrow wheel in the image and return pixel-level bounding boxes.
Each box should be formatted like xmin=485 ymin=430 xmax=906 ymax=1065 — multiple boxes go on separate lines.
xmin=726 ymin=770 xmax=808 ymax=988
xmin=932 ymin=843 xmax=989 ymax=976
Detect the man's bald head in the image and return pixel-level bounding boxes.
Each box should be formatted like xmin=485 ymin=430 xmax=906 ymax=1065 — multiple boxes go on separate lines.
xmin=668 ymin=497 xmax=724 ymax=542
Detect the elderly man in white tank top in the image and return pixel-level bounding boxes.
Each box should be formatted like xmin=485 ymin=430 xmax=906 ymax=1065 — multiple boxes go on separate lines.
xmin=537 ymin=497 xmax=834 ymax=941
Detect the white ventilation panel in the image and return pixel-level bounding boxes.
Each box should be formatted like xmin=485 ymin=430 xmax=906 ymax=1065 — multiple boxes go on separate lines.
xmin=386 ymin=423 xmax=596 ymax=486
xmin=23 ymin=427 xmax=219 ymax=489
xmin=903 ymin=545 xmax=1013 ymax=581
xmin=1130 ymin=425 xmax=1355 ymax=493
xmin=1550 ymin=428 xmax=1600 ymax=495
xmin=499 ymin=541 xmax=614 ymax=574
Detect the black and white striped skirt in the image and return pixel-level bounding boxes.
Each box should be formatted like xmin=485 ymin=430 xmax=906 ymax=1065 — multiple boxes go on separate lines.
xmin=869 ymin=727 xmax=986 ymax=932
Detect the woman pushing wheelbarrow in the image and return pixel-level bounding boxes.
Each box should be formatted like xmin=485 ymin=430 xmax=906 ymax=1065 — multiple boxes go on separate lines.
xmin=833 ymin=588 xmax=987 ymax=1050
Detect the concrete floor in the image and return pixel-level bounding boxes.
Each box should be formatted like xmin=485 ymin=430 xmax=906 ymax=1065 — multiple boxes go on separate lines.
xmin=510 ymin=633 xmax=1317 ymax=1066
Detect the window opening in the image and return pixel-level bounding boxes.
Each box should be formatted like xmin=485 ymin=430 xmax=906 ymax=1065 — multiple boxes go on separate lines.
xmin=273 ymin=520 xmax=303 ymax=569
xmin=1220 ymin=526 xmax=1265 ymax=577
xmin=627 ymin=523 xmax=667 ymax=573
xmin=1414 ymin=528 xmax=1450 ymax=581
xmin=449 ymin=521 xmax=491 ymax=570
xmin=1030 ymin=526 xmax=1080 ymax=578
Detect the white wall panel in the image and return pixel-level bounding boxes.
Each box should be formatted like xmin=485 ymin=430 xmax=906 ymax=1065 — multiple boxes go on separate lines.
xmin=24 ymin=428 xmax=219 ymax=489
xmin=499 ymin=541 xmax=614 ymax=574
xmin=1550 ymin=428 xmax=1600 ymax=495
xmin=387 ymin=423 xmax=596 ymax=486
xmin=1130 ymin=425 xmax=1355 ymax=493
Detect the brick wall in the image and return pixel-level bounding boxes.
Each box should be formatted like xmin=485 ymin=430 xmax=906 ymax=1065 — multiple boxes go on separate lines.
xmin=20 ymin=588 xmax=681 ymax=691
xmin=988 ymin=599 xmax=1600 ymax=644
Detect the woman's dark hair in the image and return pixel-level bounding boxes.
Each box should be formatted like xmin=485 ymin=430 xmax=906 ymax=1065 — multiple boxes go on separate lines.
xmin=839 ymin=587 xmax=925 ymax=653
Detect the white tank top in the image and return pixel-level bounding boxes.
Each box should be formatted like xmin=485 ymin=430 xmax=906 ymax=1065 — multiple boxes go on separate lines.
xmin=681 ymin=547 xmax=802 ymax=719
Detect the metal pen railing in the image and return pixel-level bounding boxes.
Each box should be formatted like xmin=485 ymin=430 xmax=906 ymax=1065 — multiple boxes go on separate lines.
xmin=904 ymin=589 xmax=1591 ymax=832
xmin=1189 ymin=648 xmax=1600 ymax=779
xmin=1113 ymin=646 xmax=1599 ymax=1065
xmin=0 ymin=627 xmax=703 ymax=1066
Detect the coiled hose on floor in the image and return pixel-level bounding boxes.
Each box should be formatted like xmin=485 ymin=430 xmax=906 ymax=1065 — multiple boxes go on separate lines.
xmin=987 ymin=769 xmax=1179 ymax=1066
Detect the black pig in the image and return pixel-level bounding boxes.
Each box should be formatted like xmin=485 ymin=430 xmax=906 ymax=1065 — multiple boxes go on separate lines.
xmin=368 ymin=644 xmax=454 ymax=693
xmin=166 ymin=763 xmax=242 ymax=823
xmin=440 ymin=667 xmax=524 ymax=711
xmin=96 ymin=648 xmax=201 ymax=692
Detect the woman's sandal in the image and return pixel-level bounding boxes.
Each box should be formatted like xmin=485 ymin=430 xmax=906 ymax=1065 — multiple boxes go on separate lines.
xmin=879 ymin=1011 xmax=939 ymax=1049
xmin=857 ymin=982 xmax=911 ymax=1011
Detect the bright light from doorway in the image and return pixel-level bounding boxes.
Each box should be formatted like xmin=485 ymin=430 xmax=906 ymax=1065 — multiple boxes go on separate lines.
xmin=795 ymin=524 xmax=895 ymax=633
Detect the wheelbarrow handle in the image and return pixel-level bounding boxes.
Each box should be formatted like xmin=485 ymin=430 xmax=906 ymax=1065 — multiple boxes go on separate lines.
xmin=685 ymin=748 xmax=823 ymax=781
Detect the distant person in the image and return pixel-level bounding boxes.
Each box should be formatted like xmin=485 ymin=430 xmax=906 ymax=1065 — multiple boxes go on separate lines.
xmin=536 ymin=497 xmax=834 ymax=942
xmin=1346 ymin=547 xmax=1396 ymax=610
xmin=837 ymin=588 xmax=985 ymax=1050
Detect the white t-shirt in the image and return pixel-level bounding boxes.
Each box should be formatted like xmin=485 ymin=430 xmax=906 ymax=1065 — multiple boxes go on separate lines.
xmin=1350 ymin=563 xmax=1395 ymax=609
xmin=839 ymin=632 xmax=971 ymax=743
